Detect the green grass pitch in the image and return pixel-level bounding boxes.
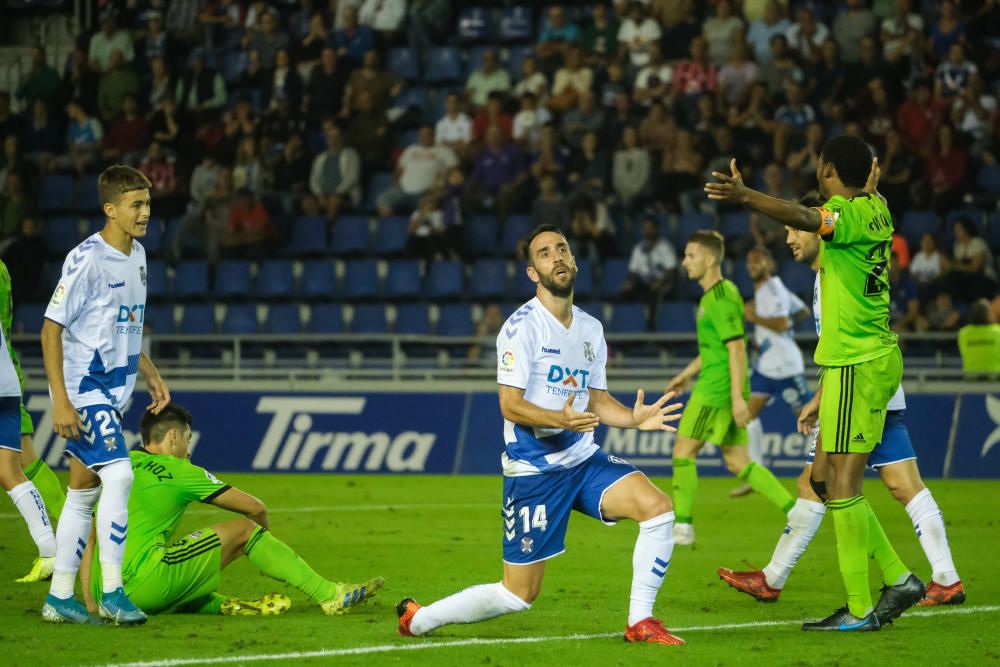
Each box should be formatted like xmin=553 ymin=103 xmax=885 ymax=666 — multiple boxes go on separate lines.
xmin=1 ymin=474 xmax=995 ymax=666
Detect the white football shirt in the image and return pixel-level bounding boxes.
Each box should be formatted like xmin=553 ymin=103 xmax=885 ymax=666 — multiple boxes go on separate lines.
xmin=753 ymin=275 xmax=807 ymax=379
xmin=0 ymin=326 xmax=21 ymax=398
xmin=497 ymin=297 xmax=607 ymax=477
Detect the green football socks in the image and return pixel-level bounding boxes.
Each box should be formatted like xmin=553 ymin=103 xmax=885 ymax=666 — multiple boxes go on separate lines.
xmin=245 ymin=526 xmax=335 ymax=604
xmin=738 ymin=461 xmax=796 ymax=514
xmin=23 ymin=458 xmax=65 ymax=523
xmin=672 ymin=457 xmax=697 ymax=524
xmin=828 ymin=495 xmax=872 ymax=617
xmin=865 ymin=499 xmax=910 ymax=586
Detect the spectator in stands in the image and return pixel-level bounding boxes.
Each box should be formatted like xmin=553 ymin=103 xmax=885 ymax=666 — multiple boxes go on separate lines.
xmin=268 ymin=131 xmax=312 ymax=215
xmin=103 ymin=93 xmax=150 ymax=166
xmin=537 ymin=5 xmax=581 ymax=72
xmin=62 ymin=47 xmax=98 ymax=115
xmin=659 ymin=0 xmax=701 ymax=61
xmin=581 ymin=2 xmax=619 ymax=67
xmin=0 ymin=137 xmax=28 ymax=199
xmin=237 ymin=50 xmax=268 ymax=105
xmin=0 ymin=93 xmax=21 ymax=144
xmin=910 ymin=233 xmax=944 ymax=286
xmin=346 ymin=89 xmax=391 ymax=172
xmin=220 ymin=96 xmax=258 ymax=165
xmin=784 ymin=6 xmax=827 ymax=63
xmin=922 ymin=124 xmax=968 ymax=213
xmin=98 ymin=49 xmax=140 ymax=122
xmin=568 ymin=194 xmax=615 ymax=261
xmin=309 ymin=119 xmax=361 ymax=222
xmin=717 ymin=40 xmax=758 ymax=107
xmin=603 ymin=88 xmax=639 ymax=147
xmin=89 ymin=10 xmax=135 ymax=74
xmin=223 ymin=187 xmax=273 ymax=258
xmin=405 ymin=192 xmax=445 ymax=261
xmin=760 ymin=33 xmax=803 ymax=96
xmin=1 ymin=214 xmax=45 ymax=304
xmin=21 ymin=98 xmax=61 ymax=166
xmin=859 ymin=78 xmax=895 ymax=149
xmin=265 ymin=50 xmax=304 ymax=112
xmin=897 ymin=79 xmax=942 ymax=154
xmin=186 ymin=153 xmax=222 ymax=218
xmin=176 ymin=49 xmax=228 ymax=117
xmin=938 ymin=217 xmax=998 ymax=301
xmin=772 ymin=81 xmax=815 ymax=160
xmin=638 ymin=99 xmax=677 ymax=156
xmin=305 ymin=48 xmax=349 ymax=127
xmin=260 ymin=95 xmax=305 ymax=146
xmin=436 ymin=92 xmax=473 ymax=159
xmin=567 ymin=130 xmax=607 ymax=201
xmin=466 ymin=49 xmax=512 ymax=110
xmin=595 ymin=60 xmax=627 ymax=111
xmin=174 ymin=164 xmax=232 ymax=264
xmin=659 ymin=128 xmax=705 ymax=213
xmin=620 ymin=216 xmax=677 ymax=303
xmin=633 ymin=44 xmax=673 ymax=108
xmin=166 ymin=0 xmax=203 ymax=43
xmin=746 ymin=0 xmax=790 ymax=66
xmin=471 ymin=92 xmax=513 ymax=145
xmin=750 ymin=163 xmax=793 ymax=255
xmin=548 ymin=46 xmax=592 ymax=114
xmin=672 ymin=36 xmax=718 ymax=106
xmin=612 ymin=126 xmax=650 ymax=215
xmin=560 ymin=91 xmax=604 ymax=151
xmin=879 ymin=128 xmax=919 ymax=206
xmin=341 ymin=50 xmax=401 ymax=117
xmin=137 ymin=10 xmax=177 ymax=70
xmin=468 ymin=303 xmax=504 ymax=363
xmin=297 ymin=13 xmax=329 ymax=76
xmin=407 ymin=0 xmax=451 ymax=68
xmin=928 ymin=0 xmax=965 ymax=61
xmin=376 ymin=126 xmax=457 ymax=217
xmin=532 ymin=172 xmax=568 ymax=230
xmin=359 ymin=0 xmax=406 ymax=42
xmin=512 ymin=55 xmax=549 ymax=104
xmin=16 ymin=47 xmax=60 ymax=111
xmin=466 ymin=125 xmax=528 ymax=223
xmin=923 ymin=292 xmax=962 ymax=332
xmin=139 ymin=140 xmax=183 ymax=217
xmin=512 ymin=93 xmax=551 ymax=150
xmin=833 ymin=0 xmax=876 ymax=63
xmin=952 ymin=73 xmax=996 ymax=152
xmin=0 ymin=172 xmax=30 ymax=241
xmin=618 ymin=1 xmax=662 ymax=70
xmin=785 ymin=121 xmax=823 ymax=189
xmin=58 ymin=99 xmax=103 ymax=173
xmin=935 ymin=43 xmax=977 ymax=100
xmin=888 ymin=260 xmax=922 ymax=333
xmin=243 ymin=8 xmax=291 ymax=71
xmin=145 ymin=56 xmax=176 ymax=113
xmin=233 ymin=136 xmax=265 ymax=193
xmin=843 ymin=37 xmax=892 ymax=100
xmin=332 ymin=5 xmax=374 ymax=66
xmin=958 ymin=299 xmax=1000 ymax=375
xmin=881 ymin=0 xmax=923 ymax=65
xmin=529 ymin=123 xmax=569 ymax=182
xmin=703 ymin=0 xmax=745 ymax=67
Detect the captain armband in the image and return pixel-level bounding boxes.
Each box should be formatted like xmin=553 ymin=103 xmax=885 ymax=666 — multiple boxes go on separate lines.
xmin=812 ymin=207 xmax=838 ymax=237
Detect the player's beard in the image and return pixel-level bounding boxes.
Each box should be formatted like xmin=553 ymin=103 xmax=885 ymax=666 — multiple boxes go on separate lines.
xmin=538 ymin=264 xmax=576 ymax=298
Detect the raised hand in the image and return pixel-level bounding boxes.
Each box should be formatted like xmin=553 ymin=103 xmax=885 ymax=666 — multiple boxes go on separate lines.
xmin=864 ymin=157 xmax=880 ymax=194
xmin=633 ymin=389 xmax=684 ymax=432
xmin=560 ymin=395 xmax=600 ymax=432
xmin=704 ymin=159 xmax=750 ymax=203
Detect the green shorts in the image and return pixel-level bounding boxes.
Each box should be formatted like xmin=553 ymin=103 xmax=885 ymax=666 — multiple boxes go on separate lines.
xmin=819 ymin=348 xmax=902 ymax=455
xmin=20 ymin=403 xmax=33 ymax=436
xmin=677 ymin=392 xmax=748 ymax=446
xmin=126 ymin=529 xmax=223 ymax=615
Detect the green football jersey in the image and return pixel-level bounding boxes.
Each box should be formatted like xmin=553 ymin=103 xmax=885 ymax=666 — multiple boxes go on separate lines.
xmin=123 ymin=449 xmax=230 ymax=571
xmin=816 ymin=193 xmax=898 ymax=366
xmin=693 ymin=279 xmax=749 ymax=406
xmin=0 ymin=261 xmax=26 ymax=393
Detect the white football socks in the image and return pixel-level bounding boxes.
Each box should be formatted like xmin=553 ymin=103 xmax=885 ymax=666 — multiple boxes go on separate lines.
xmin=747 ymin=418 xmax=766 ymax=466
xmin=905 ymin=488 xmax=960 ymax=586
xmin=409 ymin=582 xmax=530 ymax=636
xmin=628 ymin=511 xmax=675 ymax=626
xmin=49 ymin=486 xmax=101 ymax=599
xmin=8 ymin=480 xmax=56 ymax=558
xmin=96 ymin=460 xmax=134 ymax=593
xmin=762 ymin=499 xmax=826 ymax=589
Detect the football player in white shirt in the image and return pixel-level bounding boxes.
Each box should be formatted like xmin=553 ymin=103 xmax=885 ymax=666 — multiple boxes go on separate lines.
xmin=730 ymin=245 xmax=812 ymax=497
xmin=41 ymin=166 xmax=171 ymax=625
xmin=397 ymin=225 xmax=688 ymax=645
xmin=718 ymin=193 xmax=964 ymax=607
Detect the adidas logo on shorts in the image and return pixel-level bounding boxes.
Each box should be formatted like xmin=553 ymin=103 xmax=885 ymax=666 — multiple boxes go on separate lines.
xmin=852 ymin=433 xmax=866 ymax=443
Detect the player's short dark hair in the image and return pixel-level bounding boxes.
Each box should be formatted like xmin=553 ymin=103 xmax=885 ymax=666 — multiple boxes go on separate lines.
xmin=140 ymin=404 xmax=193 ymax=447
xmin=798 ymin=191 xmax=824 ymax=207
xmin=687 ymin=230 xmax=724 ymax=262
xmin=969 ymin=299 xmax=992 ymax=325
xmin=520 ymin=224 xmax=568 ymax=266
xmin=98 ymin=164 xmax=151 ymax=206
xmin=819 ymin=135 xmax=874 ymax=188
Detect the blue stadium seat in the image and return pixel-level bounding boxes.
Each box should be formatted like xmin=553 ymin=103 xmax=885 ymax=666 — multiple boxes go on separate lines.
xmin=284 ymin=216 xmax=328 ymax=257
xmin=506 ymin=45 xmax=533 ymax=77
xmin=464 ymin=216 xmax=499 ymax=257
xmin=458 ymin=7 xmax=494 ymax=42
xmin=374 ymin=216 xmax=410 ymax=256
xmin=726 ymin=261 xmax=753 ymax=298
xmin=720 ymin=211 xmax=750 ymax=239
xmin=299 ymin=259 xmax=337 ymax=300
xmin=437 ymin=303 xmax=474 ymax=336
xmin=425 ymin=47 xmax=463 ymax=84
xmin=394 ymin=303 xmax=431 ymax=334
xmin=385 ymin=260 xmax=422 ymax=299
xmin=656 ymin=302 xmax=696 ymax=333
xmin=256 ymin=260 xmax=295 ymax=300
xmin=511 ymin=262 xmax=535 ymax=300
xmin=470 ymin=259 xmax=509 ymax=299
xmin=13 ymin=304 xmax=46 ymax=335
xmin=38 ymin=174 xmax=74 ymax=212
xmin=675 ymin=213 xmax=715 ymax=247
xmin=307 ymin=304 xmax=345 ymax=333
xmin=221 ymin=50 xmax=248 ymax=84
xmin=342 ymin=259 xmax=380 ymax=300
xmin=86 ymin=216 xmax=104 ymax=237
xmin=214 ymin=260 xmax=253 ymax=300
xmin=574 ymin=259 xmax=594 ymax=299
xmin=143 ymin=304 xmax=175 ymax=334
xmin=464 ymin=46 xmax=489 ymax=79
xmin=779 ymin=260 xmax=815 ymax=299
xmin=179 ymin=304 xmax=216 ymax=334
xmin=44 ymin=216 xmax=81 ymax=257
xmin=498 ymin=6 xmax=533 ymax=42
xmin=351 ymin=304 xmax=388 ymax=333
xmin=142 ymin=217 xmax=164 ymax=255
xmin=330 ymin=216 xmax=370 ymax=255
xmin=598 ymin=258 xmax=629 ymax=298
xmin=393 ymin=87 xmax=430 ymax=125
xmin=387 ymin=47 xmax=420 ymax=80
xmin=73 ymin=173 xmax=101 ymax=212
xmin=942 ymin=208 xmax=987 ymax=248
xmin=609 ymin=303 xmax=648 ymax=333
xmin=174 ymin=261 xmax=210 ymax=300
xmin=425 ymin=260 xmax=464 ymax=299
xmin=990 ymin=212 xmax=1000 ymax=251
xmin=976 ymin=163 xmax=1000 ymax=194
xmin=221 ymin=304 xmax=258 ymax=334
xmin=364 ymin=173 xmax=393 ymax=212
xmin=501 ymin=215 xmax=533 ymax=256
xmin=899 ymin=210 xmax=940 ymax=248
xmin=145 ymin=260 xmax=168 ymax=301
xmin=576 ymin=301 xmax=605 ymax=324
xmin=263 ymin=303 xmax=302 ymax=334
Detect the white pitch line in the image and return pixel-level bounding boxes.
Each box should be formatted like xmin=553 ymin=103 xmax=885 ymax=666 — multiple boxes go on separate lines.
xmin=97 ymin=604 xmax=1000 ymax=667
xmin=0 ymin=503 xmax=497 ymax=520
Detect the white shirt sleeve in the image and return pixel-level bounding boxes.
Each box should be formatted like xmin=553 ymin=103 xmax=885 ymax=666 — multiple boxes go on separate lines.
xmin=497 ymin=319 xmax=535 ymax=389
xmin=45 ymin=251 xmax=97 ymax=328
xmin=589 ymin=329 xmax=608 ymax=391
xmin=787 ymin=290 xmax=806 ymax=315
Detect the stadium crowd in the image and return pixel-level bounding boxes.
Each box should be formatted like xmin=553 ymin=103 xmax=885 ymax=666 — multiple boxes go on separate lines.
xmin=1 ymin=0 xmax=999 ymax=340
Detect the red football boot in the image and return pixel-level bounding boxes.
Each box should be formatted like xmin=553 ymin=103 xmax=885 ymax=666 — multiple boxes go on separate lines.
xmin=917 ymin=581 xmax=966 ymax=606
xmin=717 ymin=567 xmax=781 ymax=602
xmin=396 ymin=598 xmax=422 ymax=636
xmin=624 ymin=618 xmax=685 ymax=645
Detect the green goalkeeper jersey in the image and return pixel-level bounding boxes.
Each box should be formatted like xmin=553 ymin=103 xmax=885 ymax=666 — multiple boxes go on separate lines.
xmin=693 ymin=279 xmax=749 ymax=406
xmin=0 ymin=261 xmax=26 ymax=394
xmin=123 ymin=449 xmax=230 ymax=571
xmin=816 ymin=193 xmax=898 ymax=367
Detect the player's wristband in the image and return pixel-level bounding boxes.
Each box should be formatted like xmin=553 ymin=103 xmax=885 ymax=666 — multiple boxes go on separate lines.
xmin=813 ymin=207 xmax=837 ymax=236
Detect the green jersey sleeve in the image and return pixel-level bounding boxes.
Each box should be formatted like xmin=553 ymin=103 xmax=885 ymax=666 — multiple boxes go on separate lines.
xmin=0 ymin=262 xmax=25 ymax=392
xmin=822 ymin=194 xmax=892 ymax=246
xmin=172 ymin=458 xmax=231 ymax=503
xmin=707 ymin=283 xmax=745 ymax=343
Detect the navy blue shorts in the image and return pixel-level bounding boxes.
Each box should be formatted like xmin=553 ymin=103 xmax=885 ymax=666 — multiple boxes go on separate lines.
xmin=501 ymin=449 xmax=639 ymax=565
xmin=750 ymin=370 xmax=812 ymax=411
xmin=64 ymin=404 xmax=129 ymax=469
xmin=806 ymin=411 xmax=915 ymax=470
xmin=0 ymin=396 xmax=23 ymax=452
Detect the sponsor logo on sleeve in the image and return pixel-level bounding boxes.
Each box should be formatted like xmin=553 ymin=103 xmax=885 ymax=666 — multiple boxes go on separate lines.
xmin=50 ymin=284 xmax=66 ymax=307
xmin=499 ymin=350 xmax=515 ymax=374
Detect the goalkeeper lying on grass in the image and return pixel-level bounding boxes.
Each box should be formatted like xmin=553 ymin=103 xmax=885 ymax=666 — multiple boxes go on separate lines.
xmin=80 ymin=404 xmax=383 ymax=619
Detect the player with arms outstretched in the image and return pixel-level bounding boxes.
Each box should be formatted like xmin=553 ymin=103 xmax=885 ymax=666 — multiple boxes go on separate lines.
xmin=41 ymin=165 xmax=170 ymax=625
xmin=666 ymin=231 xmax=795 ymax=545
xmin=80 ymin=404 xmax=383 ymax=617
xmin=706 ymin=136 xmax=924 ymax=631
xmin=718 ymin=192 xmax=964 ymax=607
xmin=397 ymin=225 xmax=687 ymax=644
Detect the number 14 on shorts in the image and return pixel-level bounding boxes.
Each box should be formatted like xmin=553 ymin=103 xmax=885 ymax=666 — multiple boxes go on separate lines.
xmin=503 ymin=498 xmax=548 ymax=541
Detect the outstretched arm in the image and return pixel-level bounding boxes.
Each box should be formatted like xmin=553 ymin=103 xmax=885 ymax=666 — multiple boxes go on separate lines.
xmin=705 ymin=159 xmax=823 ymax=233
xmin=588 ymin=389 xmax=683 ymax=431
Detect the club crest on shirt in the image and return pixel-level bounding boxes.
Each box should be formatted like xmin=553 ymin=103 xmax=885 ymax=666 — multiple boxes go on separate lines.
xmin=139 ymin=265 xmax=147 ymax=287
xmin=521 ymin=537 xmax=533 ymax=554
xmin=582 ymin=341 xmax=595 ymax=362
xmin=104 ymin=436 xmax=118 ymax=451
